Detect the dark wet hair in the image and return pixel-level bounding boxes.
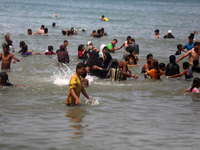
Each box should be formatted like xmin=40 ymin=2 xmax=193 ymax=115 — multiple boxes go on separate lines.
xmin=20 ymin=41 xmax=25 ymax=47
xmin=188 ymin=35 xmax=194 ymax=39
xmin=3 ymin=44 xmax=9 ymax=50
xmin=190 ymin=77 xmax=200 ymax=92
xmin=76 ymin=62 xmax=86 ymax=71
xmin=177 ymin=44 xmax=182 ymax=50
xmin=183 ymin=62 xmax=189 ymax=69
xmin=64 ymin=40 xmax=68 ymax=43
xmin=0 ymin=72 xmax=9 ymax=83
xmin=28 ymin=29 xmax=32 ymax=32
xmin=22 ymin=45 xmax=28 ymax=54
xmin=5 ymin=35 xmax=9 ymax=39
xmin=97 ymin=29 xmax=101 ymax=34
xmin=101 ymin=28 xmax=104 ymax=31
xmin=127 ymin=36 xmax=131 ymax=39
xmin=193 ymin=59 xmax=199 ymax=66
xmin=147 ymin=53 xmax=153 ymax=59
xmin=113 ymin=39 xmax=118 ymax=43
xmin=102 ymin=15 xmax=105 ymax=18
xmin=131 ymin=38 xmax=135 ymax=42
xmin=152 ymin=59 xmax=160 ymax=79
xmin=52 ymin=22 xmax=56 ymax=27
xmin=93 ymin=30 xmax=96 ymax=33
xmin=62 ymin=30 xmax=66 ymax=35
xmin=44 ymin=28 xmax=48 ymax=33
xmin=155 ymin=29 xmax=159 ymax=32
xmin=194 ymin=42 xmax=200 ymax=46
xmin=159 ymin=63 xmax=165 ymax=70
xmin=41 ymin=25 xmax=45 ymax=29
xmin=48 ymin=45 xmax=53 ymax=53
xmin=78 ymin=44 xmax=84 ymax=51
xmin=190 ymin=33 xmax=194 ymax=38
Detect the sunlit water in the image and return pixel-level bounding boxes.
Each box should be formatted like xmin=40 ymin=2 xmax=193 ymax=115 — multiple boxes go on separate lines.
xmin=1 ymin=0 xmax=200 ymax=149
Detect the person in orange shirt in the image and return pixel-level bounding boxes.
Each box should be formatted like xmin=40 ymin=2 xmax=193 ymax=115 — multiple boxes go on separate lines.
xmin=144 ymin=59 xmax=164 ymax=79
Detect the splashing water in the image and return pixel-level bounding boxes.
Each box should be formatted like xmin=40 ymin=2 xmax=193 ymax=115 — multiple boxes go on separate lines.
xmin=85 ymin=98 xmax=100 ymax=106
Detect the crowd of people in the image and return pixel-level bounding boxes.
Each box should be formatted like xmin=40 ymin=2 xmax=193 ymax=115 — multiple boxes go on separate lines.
xmin=1 ymin=18 xmax=200 ymax=106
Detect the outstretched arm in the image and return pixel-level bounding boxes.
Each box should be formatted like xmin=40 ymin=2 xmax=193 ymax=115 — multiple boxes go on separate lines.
xmin=176 ymin=51 xmax=190 ymax=63
xmin=167 ymin=70 xmax=186 ymax=79
xmin=115 ymin=43 xmax=125 ymax=50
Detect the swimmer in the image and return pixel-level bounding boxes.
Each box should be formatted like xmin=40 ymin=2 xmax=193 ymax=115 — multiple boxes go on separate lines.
xmin=116 ymin=36 xmax=132 ymax=51
xmin=141 ymin=53 xmax=153 ymax=73
xmin=191 ymin=59 xmax=200 ymax=73
xmin=107 ymin=39 xmax=118 ymax=53
xmin=100 ymin=28 xmax=107 ymax=36
xmin=167 ymin=62 xmax=193 ymax=79
xmin=176 ymin=42 xmax=200 ymax=65
xmin=194 ymin=31 xmax=198 ymax=35
xmin=62 ymin=29 xmax=67 ymax=35
xmin=66 ymin=63 xmax=91 ymax=106
xmin=53 ymin=14 xmax=58 ymax=17
xmin=183 ymin=36 xmax=194 ymax=51
xmin=27 ymin=29 xmax=32 ymax=35
xmin=0 ymin=45 xmax=20 ymax=70
xmin=34 ymin=25 xmax=45 ymax=35
xmin=175 ymin=44 xmax=187 ymax=55
xmin=2 ymin=35 xmax=10 ymax=47
xmin=155 ymin=29 xmax=161 ymax=38
xmin=6 ymin=39 xmax=14 ymax=53
xmin=18 ymin=41 xmax=26 ymax=53
xmin=57 ymin=45 xmax=70 ymax=63
xmin=144 ymin=59 xmax=164 ymax=79
xmin=52 ymin=22 xmax=56 ymax=27
xmin=159 ymin=63 xmax=166 ymax=72
xmin=165 ymin=55 xmax=180 ymax=76
xmin=101 ymin=15 xmax=108 ymax=21
xmin=78 ymin=44 xmax=87 ymax=59
xmin=183 ymin=77 xmax=200 ymax=93
xmin=91 ymin=30 xmax=97 ymax=37
xmin=163 ymin=30 xmax=175 ymax=38
xmin=63 ymin=40 xmax=68 ymax=51
xmin=0 ymin=72 xmax=25 ymax=87
xmin=44 ymin=28 xmax=48 ymax=36
xmin=21 ymin=45 xmax=41 ymax=56
xmin=44 ymin=45 xmax=56 ymax=55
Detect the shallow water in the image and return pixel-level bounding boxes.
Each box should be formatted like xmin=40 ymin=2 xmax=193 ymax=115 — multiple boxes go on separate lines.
xmin=1 ymin=0 xmax=200 ymax=149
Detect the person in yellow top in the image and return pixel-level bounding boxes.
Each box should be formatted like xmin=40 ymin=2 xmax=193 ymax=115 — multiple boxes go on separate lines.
xmin=144 ymin=59 xmax=164 ymax=79
xmin=66 ymin=63 xmax=91 ymax=106
xmin=101 ymin=15 xmax=109 ymax=21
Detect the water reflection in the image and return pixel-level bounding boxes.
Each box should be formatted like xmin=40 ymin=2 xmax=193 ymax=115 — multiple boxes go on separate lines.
xmin=65 ymin=107 xmax=87 ymax=139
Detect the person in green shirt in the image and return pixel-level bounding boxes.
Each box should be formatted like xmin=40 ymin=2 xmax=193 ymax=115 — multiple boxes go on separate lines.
xmin=107 ymin=39 xmax=118 ymax=52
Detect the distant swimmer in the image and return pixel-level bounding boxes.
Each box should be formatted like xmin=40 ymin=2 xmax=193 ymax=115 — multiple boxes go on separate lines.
xmin=52 ymin=22 xmax=56 ymax=27
xmin=44 ymin=45 xmax=56 ymax=55
xmin=53 ymin=14 xmax=58 ymax=17
xmin=66 ymin=63 xmax=91 ymax=106
xmin=0 ymin=44 xmax=20 ymax=70
xmin=163 ymin=30 xmax=175 ymax=39
xmin=27 ymin=29 xmax=32 ymax=35
xmin=183 ymin=77 xmax=200 ymax=93
xmin=101 ymin=15 xmax=108 ymax=21
xmin=155 ymin=29 xmax=161 ymax=38
xmin=34 ymin=25 xmax=45 ymax=35
xmin=21 ymin=45 xmax=41 ymax=56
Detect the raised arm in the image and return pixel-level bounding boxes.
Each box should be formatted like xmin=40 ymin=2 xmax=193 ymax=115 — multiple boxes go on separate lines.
xmin=115 ymin=42 xmax=125 ymax=50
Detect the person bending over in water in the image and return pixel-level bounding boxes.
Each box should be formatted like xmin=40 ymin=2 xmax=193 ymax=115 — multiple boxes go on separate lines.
xmin=21 ymin=45 xmax=41 ymax=56
xmin=57 ymin=45 xmax=70 ymax=63
xmin=175 ymin=44 xmax=187 ymax=55
xmin=144 ymin=59 xmax=164 ymax=79
xmin=183 ymin=77 xmax=200 ymax=93
xmin=176 ymin=42 xmax=200 ymax=65
xmin=0 ymin=72 xmax=25 ymax=87
xmin=141 ymin=53 xmax=153 ymax=73
xmin=0 ymin=45 xmax=19 ymax=70
xmin=66 ymin=63 xmax=91 ymax=106
xmin=167 ymin=62 xmax=193 ymax=79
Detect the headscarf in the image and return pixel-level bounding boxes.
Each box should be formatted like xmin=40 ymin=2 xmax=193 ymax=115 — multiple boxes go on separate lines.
xmin=103 ymin=52 xmax=113 ymax=68
xmin=169 ymin=55 xmax=176 ymax=65
xmin=99 ymin=44 xmax=107 ymax=58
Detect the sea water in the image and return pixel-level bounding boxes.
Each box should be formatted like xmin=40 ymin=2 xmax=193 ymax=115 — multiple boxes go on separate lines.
xmin=1 ymin=0 xmax=200 ymax=149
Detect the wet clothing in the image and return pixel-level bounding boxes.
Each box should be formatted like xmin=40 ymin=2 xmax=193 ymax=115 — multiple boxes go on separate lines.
xmin=78 ymin=51 xmax=84 ymax=59
xmin=127 ymin=43 xmax=139 ymax=54
xmin=107 ymin=68 xmax=122 ymax=81
xmin=187 ymin=87 xmax=199 ymax=93
xmin=163 ymin=34 xmax=175 ymax=38
xmin=166 ymin=55 xmax=180 ymax=76
xmin=44 ymin=52 xmax=56 ymax=55
xmin=185 ymin=69 xmax=193 ymax=79
xmin=183 ymin=43 xmax=194 ymax=51
xmin=57 ymin=50 xmax=69 ymax=63
xmin=107 ymin=43 xmax=113 ymax=52
xmin=21 ymin=52 xmax=32 ymax=56
xmin=66 ymin=74 xmax=85 ymax=106
xmin=191 ymin=66 xmax=200 ymax=73
xmin=147 ymin=69 xmax=163 ymax=79
xmin=175 ymin=50 xmax=181 ymax=55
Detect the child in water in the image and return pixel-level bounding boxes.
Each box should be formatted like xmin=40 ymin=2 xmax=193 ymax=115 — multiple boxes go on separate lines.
xmin=21 ymin=45 xmax=41 ymax=56
xmin=0 ymin=72 xmax=25 ymax=86
xmin=183 ymin=77 xmax=200 ymax=93
xmin=167 ymin=62 xmax=193 ymax=79
xmin=144 ymin=59 xmax=164 ymax=79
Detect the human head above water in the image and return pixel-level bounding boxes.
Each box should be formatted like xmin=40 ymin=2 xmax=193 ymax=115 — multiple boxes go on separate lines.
xmin=52 ymin=22 xmax=56 ymax=27
xmin=48 ymin=45 xmax=53 ymax=52
xmin=112 ymin=39 xmax=118 ymax=44
xmin=183 ymin=62 xmax=189 ymax=69
xmin=177 ymin=44 xmax=183 ymax=50
xmin=27 ymin=29 xmax=32 ymax=35
xmin=0 ymin=72 xmax=9 ymax=84
xmin=76 ymin=62 xmax=86 ymax=74
xmin=78 ymin=44 xmax=84 ymax=51
xmin=193 ymin=59 xmax=199 ymax=67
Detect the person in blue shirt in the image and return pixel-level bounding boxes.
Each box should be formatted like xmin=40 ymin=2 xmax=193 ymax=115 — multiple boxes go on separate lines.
xmin=183 ymin=36 xmax=194 ymax=51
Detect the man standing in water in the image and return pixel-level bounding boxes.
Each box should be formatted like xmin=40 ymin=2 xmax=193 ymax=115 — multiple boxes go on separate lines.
xmin=176 ymin=42 xmax=200 ymax=65
xmin=66 ymin=63 xmax=91 ymax=106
